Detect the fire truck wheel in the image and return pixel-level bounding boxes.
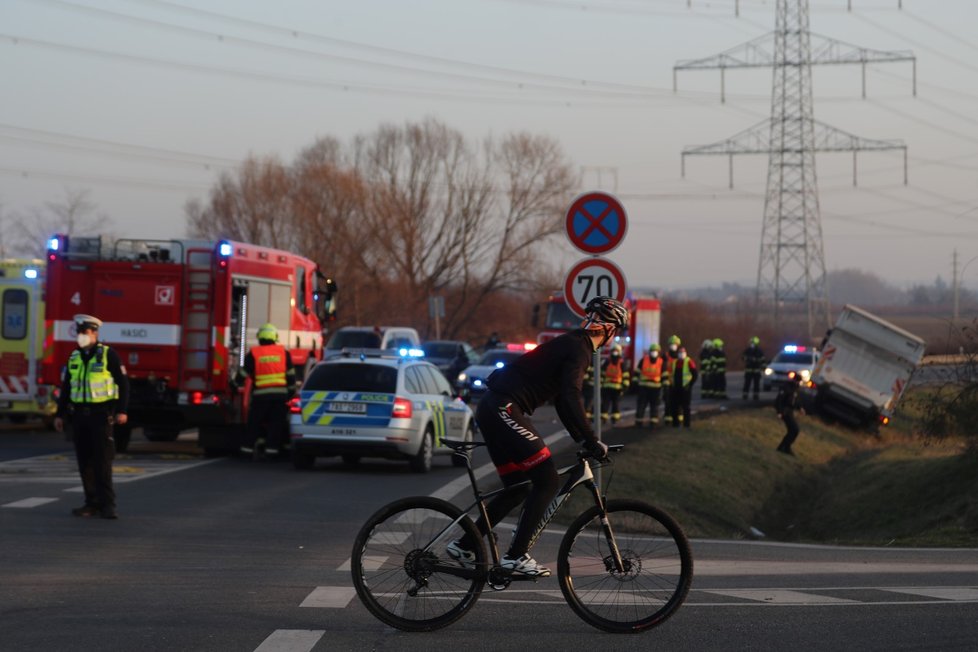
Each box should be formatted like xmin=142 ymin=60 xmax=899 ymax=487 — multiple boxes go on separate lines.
xmin=113 ymin=424 xmax=132 ymax=453
xmin=144 ymin=426 xmax=181 ymax=442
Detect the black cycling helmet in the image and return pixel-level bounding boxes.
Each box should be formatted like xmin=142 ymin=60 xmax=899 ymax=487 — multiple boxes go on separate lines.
xmin=584 ymin=296 xmax=629 ymax=332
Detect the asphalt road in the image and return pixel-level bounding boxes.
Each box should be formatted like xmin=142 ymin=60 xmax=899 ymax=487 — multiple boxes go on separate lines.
xmin=2 ymin=387 xmax=976 ymax=652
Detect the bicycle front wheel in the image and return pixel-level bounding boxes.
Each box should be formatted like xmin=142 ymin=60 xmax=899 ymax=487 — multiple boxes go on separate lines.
xmin=351 ymin=496 xmax=486 ymax=632
xmin=558 ymin=498 xmax=693 ymax=633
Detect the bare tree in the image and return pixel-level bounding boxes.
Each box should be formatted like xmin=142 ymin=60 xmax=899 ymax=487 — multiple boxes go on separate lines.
xmin=6 ymin=188 xmax=113 ymax=257
xmin=186 ymin=155 xmax=296 ymax=251
xmin=184 ymin=119 xmax=578 ymax=338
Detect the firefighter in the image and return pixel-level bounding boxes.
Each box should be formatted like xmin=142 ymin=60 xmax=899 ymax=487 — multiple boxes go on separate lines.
xmin=234 ymin=323 xmax=296 ymax=459
xmin=53 ymin=314 xmax=130 ymax=520
xmin=712 ymin=338 xmax=728 ymax=400
xmin=667 ymin=345 xmax=698 ymax=429
xmin=699 ymin=338 xmax=716 ymax=398
xmin=635 ymin=343 xmax=665 ymax=428
xmin=742 ymin=336 xmax=766 ymax=400
xmin=662 ymin=334 xmax=681 ymax=414
xmin=600 ymin=344 xmax=630 ymax=424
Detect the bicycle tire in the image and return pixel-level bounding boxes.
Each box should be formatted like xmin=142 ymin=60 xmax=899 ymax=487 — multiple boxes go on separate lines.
xmin=351 ymin=496 xmax=487 ymax=632
xmin=557 ymin=498 xmax=693 ymax=633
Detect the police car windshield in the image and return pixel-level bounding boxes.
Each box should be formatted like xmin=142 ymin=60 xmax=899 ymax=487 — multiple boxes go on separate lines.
xmin=774 ymin=352 xmax=814 ymax=364
xmin=305 ymin=364 xmax=397 ymax=393
xmin=326 ymin=331 xmax=382 ymax=350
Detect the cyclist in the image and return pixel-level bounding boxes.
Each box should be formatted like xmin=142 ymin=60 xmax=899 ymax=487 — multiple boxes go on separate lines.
xmin=447 ymin=296 xmax=625 ymax=577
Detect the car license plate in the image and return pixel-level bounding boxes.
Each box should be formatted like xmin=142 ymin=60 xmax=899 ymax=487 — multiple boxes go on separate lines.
xmin=327 ymin=402 xmax=367 ymax=414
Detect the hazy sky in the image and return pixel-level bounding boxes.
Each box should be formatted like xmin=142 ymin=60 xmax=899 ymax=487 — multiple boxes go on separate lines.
xmin=3 ymin=0 xmax=977 ymax=290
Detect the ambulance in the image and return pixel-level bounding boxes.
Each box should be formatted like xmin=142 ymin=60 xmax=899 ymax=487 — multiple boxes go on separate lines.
xmin=40 ymin=235 xmax=336 ymax=453
xmin=0 ymin=259 xmax=57 ymax=426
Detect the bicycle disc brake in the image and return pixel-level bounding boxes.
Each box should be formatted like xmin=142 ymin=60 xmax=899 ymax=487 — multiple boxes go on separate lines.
xmin=603 ymin=548 xmax=641 ymax=580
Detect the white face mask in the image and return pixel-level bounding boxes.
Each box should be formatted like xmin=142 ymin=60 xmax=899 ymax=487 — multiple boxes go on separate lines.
xmin=650 ymin=351 xmax=659 ymax=358
xmin=77 ymin=333 xmax=93 ymax=348
xmin=669 ymin=344 xmax=678 ymax=352
xmin=678 ymin=352 xmax=687 ymax=360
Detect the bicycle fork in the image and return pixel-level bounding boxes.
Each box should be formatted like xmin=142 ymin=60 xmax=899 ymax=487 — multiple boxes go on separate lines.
xmin=583 ymin=470 xmax=627 ymax=575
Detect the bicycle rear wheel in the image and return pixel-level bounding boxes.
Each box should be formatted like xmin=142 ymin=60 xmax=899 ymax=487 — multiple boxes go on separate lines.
xmin=351 ymin=496 xmax=486 ymax=632
xmin=558 ymin=499 xmax=693 ymax=633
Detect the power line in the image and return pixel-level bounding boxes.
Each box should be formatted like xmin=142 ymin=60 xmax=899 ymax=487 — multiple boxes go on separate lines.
xmin=0 ymin=164 xmax=214 ymax=191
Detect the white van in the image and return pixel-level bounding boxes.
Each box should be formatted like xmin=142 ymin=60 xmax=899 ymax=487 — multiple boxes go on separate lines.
xmin=325 ymin=326 xmax=421 ymax=356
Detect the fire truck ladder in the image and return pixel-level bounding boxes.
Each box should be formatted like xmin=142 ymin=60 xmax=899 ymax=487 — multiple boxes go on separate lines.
xmin=180 ymin=248 xmax=216 ymax=391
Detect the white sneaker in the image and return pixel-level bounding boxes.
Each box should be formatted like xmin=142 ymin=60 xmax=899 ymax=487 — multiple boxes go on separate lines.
xmin=501 ymin=553 xmax=551 ymax=577
xmin=446 ymin=539 xmax=477 ymax=568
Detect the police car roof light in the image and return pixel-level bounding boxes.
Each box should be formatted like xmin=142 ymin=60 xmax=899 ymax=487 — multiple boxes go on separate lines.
xmin=783 ymin=344 xmax=807 ymax=353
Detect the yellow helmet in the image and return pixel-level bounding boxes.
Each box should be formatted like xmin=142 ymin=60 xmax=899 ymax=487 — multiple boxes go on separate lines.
xmin=257 ymin=323 xmax=279 ymax=342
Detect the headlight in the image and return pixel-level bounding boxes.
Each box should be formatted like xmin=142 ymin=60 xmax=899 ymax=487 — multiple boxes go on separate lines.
xmin=800 ymin=369 xmax=811 ymax=380
xmin=457 ymin=372 xmax=467 ymax=382
xmin=764 ymin=368 xmax=773 ymax=376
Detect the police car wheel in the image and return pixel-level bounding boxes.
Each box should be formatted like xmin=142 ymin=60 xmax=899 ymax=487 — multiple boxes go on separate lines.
xmin=410 ymin=426 xmax=434 ymax=474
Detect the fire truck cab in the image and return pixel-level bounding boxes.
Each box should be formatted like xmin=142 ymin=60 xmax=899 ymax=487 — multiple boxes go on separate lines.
xmin=41 ymin=235 xmax=336 ymax=454
xmin=0 ymin=259 xmax=57 ymax=426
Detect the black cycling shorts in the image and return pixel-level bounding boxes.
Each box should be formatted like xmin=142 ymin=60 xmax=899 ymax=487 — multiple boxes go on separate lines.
xmin=475 ymin=391 xmax=551 ymax=476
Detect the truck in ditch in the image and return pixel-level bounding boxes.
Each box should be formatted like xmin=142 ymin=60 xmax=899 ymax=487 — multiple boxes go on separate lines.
xmin=806 ymin=304 xmax=926 ymax=430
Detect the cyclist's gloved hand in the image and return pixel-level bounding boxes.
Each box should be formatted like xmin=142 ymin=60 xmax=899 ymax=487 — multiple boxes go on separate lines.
xmin=584 ymin=439 xmax=609 ymax=460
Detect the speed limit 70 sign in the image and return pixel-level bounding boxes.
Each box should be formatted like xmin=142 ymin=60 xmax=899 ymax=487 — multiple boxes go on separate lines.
xmin=563 ymin=257 xmax=627 ymax=318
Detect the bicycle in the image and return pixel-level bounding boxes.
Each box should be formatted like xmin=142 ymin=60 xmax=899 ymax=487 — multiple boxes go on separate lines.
xmin=350 ymin=439 xmax=693 ymax=633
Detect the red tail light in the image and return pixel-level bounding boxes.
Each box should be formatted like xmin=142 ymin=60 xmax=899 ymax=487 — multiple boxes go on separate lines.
xmin=392 ymin=397 xmax=413 ymax=419
xmin=289 ymin=396 xmax=301 ymax=414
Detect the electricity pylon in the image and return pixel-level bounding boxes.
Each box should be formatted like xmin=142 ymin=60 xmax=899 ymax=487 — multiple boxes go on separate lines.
xmin=675 ymin=0 xmax=914 ymax=337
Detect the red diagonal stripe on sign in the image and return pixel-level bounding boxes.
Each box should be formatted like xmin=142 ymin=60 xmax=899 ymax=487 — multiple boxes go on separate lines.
xmin=578 ymin=203 xmax=615 ymax=242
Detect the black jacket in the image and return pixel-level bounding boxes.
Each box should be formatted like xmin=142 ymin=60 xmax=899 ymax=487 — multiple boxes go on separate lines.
xmin=486 ymin=329 xmax=595 ymax=444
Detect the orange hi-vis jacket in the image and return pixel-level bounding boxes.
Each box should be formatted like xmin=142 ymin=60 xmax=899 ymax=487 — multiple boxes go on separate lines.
xmin=251 ymin=344 xmax=288 ymax=396
xmin=601 ymin=358 xmax=629 ymax=390
xmin=638 ymin=355 xmax=665 ymax=388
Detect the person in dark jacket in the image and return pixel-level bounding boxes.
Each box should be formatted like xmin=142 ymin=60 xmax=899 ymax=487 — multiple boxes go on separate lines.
xmin=444 ymin=297 xmax=626 ymax=578
xmin=54 ymin=314 xmax=130 ymax=520
xmin=742 ymin=336 xmax=766 ymax=400
xmin=775 ymin=371 xmax=803 ymax=455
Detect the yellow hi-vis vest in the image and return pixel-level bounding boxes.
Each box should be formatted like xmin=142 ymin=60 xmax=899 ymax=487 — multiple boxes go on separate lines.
xmin=67 ymin=345 xmax=117 ymax=404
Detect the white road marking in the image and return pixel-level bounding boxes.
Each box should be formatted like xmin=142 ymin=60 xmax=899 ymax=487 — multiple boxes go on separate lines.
xmin=2 ymin=497 xmax=59 ymax=508
xmin=337 ymin=555 xmax=387 ymax=572
xmin=881 ymin=587 xmax=978 ymax=601
xmin=703 ymin=589 xmax=857 ymax=604
xmin=299 ymin=587 xmax=357 ymax=608
xmin=0 ymin=453 xmax=221 ymax=486
xmin=695 ymin=560 xmax=978 ymax=575
xmin=254 ymin=630 xmax=325 ymax=652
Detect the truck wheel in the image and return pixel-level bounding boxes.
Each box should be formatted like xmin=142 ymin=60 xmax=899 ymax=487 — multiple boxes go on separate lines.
xmin=113 ymin=424 xmax=132 ymax=453
xmin=143 ymin=426 xmax=181 ymax=442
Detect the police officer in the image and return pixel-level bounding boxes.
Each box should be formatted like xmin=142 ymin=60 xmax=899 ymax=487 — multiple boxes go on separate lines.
xmin=54 ymin=314 xmax=129 ymax=519
xmin=234 ymin=323 xmax=296 ymax=459
xmin=776 ymin=371 xmax=803 ymax=455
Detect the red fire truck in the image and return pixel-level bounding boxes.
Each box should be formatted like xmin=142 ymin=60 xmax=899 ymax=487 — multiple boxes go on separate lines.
xmin=536 ymin=291 xmax=661 ymax=372
xmin=40 ymin=234 xmax=336 ymax=454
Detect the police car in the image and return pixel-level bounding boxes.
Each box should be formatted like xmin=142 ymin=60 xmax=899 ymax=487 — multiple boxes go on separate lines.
xmin=289 ymin=349 xmax=476 ymax=472
xmin=454 ymin=343 xmax=535 ymax=403
xmin=763 ymin=345 xmax=820 ymax=391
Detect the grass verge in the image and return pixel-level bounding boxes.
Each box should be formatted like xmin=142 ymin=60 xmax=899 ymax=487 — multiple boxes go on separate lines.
xmin=570 ymin=407 xmax=978 ymax=547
